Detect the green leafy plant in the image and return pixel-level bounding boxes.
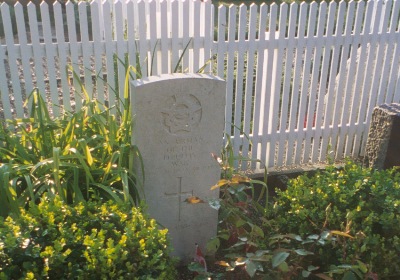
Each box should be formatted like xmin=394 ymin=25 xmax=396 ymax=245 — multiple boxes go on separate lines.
xmin=274 ymin=160 xmax=400 ymax=278
xmin=0 ymin=64 xmax=141 ymax=217
xmin=0 ymin=196 xmax=177 ymax=279
xmin=204 ymin=139 xmax=367 ymax=279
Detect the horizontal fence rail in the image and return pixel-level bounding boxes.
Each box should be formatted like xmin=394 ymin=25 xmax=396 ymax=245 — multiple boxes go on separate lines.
xmin=1 ymin=0 xmax=400 ymax=172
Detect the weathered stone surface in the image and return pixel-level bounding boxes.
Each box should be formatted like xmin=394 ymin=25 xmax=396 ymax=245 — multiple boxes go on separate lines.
xmin=364 ymin=104 xmax=400 ymax=169
xmin=131 ymin=73 xmax=226 ymax=262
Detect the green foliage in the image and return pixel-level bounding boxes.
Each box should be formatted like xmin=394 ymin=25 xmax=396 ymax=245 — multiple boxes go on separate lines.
xmin=0 ymin=196 xmax=177 ymax=279
xmin=0 ymin=85 xmax=141 ymax=218
xmin=207 ymin=140 xmax=368 ymax=279
xmin=274 ymin=161 xmax=400 ymax=278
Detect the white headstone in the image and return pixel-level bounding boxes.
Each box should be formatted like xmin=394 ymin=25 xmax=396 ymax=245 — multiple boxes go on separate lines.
xmin=131 ymin=73 xmax=226 ymax=262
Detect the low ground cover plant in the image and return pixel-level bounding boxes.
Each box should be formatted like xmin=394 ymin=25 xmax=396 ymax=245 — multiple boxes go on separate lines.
xmin=195 ymin=149 xmax=400 ymax=279
xmin=0 ymin=196 xmax=177 ymax=279
xmin=274 ymin=161 xmax=400 ymax=278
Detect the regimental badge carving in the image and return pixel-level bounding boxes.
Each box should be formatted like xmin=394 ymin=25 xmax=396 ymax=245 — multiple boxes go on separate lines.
xmin=161 ymin=94 xmax=202 ymax=134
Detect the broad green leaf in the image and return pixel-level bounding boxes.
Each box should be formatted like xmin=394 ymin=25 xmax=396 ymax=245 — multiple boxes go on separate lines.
xmin=302 ymin=270 xmax=312 ymax=277
xmin=206 ymin=237 xmax=220 ymax=255
xmin=187 ymin=262 xmax=206 ymax=273
xmin=234 ymin=218 xmax=246 ymax=228
xmin=357 ymin=260 xmax=368 ymax=273
xmin=307 ymin=234 xmax=320 ymax=240
xmin=278 ymin=261 xmax=289 ymax=272
xmin=315 ymin=273 xmax=334 ymax=280
xmin=308 ymin=265 xmax=319 ymax=271
xmin=342 ymin=271 xmax=357 ymax=280
xmin=91 ymin=183 xmax=123 ymax=204
xmin=294 ymin=249 xmax=314 ymax=256
xmin=245 ymin=260 xmax=257 ymax=278
xmin=255 ymin=250 xmax=270 ymax=256
xmin=272 ymin=251 xmax=290 ymax=268
xmin=252 ymin=225 xmax=264 ymax=238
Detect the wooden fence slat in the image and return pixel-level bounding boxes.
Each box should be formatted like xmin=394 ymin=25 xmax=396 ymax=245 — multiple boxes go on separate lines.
xmin=232 ymin=4 xmax=247 ymax=164
xmin=250 ymin=3 xmax=267 ymax=170
xmin=379 ymin=0 xmax=397 ymax=104
xmin=203 ymin=0 xmax=212 ymax=74
xmin=260 ymin=3 xmax=277 ymax=168
xmin=198 ymin=1 xmax=205 ymax=69
xmin=126 ymin=0 xmax=138 ymax=79
xmin=352 ymin=0 xmax=376 ymax=157
xmin=285 ymin=2 xmax=302 ymax=165
xmin=277 ymin=3 xmax=298 ymax=164
xmin=393 ymin=62 xmax=400 ymax=103
xmin=293 ymin=3 xmax=311 ymax=165
xmin=332 ymin=1 xmax=356 ymax=160
xmin=90 ymin=1 xmax=105 ymax=104
xmin=343 ymin=1 xmax=365 ymax=157
xmin=192 ymin=0 xmax=201 ymax=72
xmin=240 ymin=3 xmax=257 ymax=170
xmin=115 ymin=0 xmax=126 ymax=107
xmin=301 ymin=2 xmax=318 ymax=164
xmin=148 ymin=0 xmax=158 ymax=75
xmin=372 ymin=0 xmax=391 ymax=106
xmin=102 ymin=1 xmax=117 ymax=111
xmin=391 ymin=0 xmax=400 ymax=103
xmin=180 ymin=0 xmax=190 ymax=72
xmin=27 ymin=3 xmax=48 ymax=107
xmin=216 ymin=5 xmax=226 ymax=79
xmin=137 ymin=0 xmax=148 ymax=78
xmin=65 ymin=1 xmax=81 ymax=110
xmin=0 ymin=4 xmax=13 ymax=120
xmin=41 ymin=2 xmax=60 ymax=116
xmin=310 ymin=1 xmax=328 ymax=162
xmin=15 ymin=3 xmax=33 ymax=105
xmin=224 ymin=5 xmax=237 ymax=138
xmin=0 ymin=43 xmax=12 ymax=118
xmin=160 ymin=0 xmax=169 ymax=74
xmin=78 ymin=2 xmax=93 ymax=98
xmin=320 ymin=1 xmax=343 ymax=163
xmin=54 ymin=2 xmax=71 ymax=114
xmin=268 ymin=3 xmax=287 ymax=167
xmin=359 ymin=0 xmax=384 ymax=154
xmin=2 ymin=4 xmax=23 ymax=117
xmin=170 ymin=0 xmax=179 ymax=72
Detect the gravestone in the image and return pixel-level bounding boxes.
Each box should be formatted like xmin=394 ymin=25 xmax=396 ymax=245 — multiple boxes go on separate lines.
xmin=364 ymin=104 xmax=400 ymax=169
xmin=131 ymin=73 xmax=226 ymax=263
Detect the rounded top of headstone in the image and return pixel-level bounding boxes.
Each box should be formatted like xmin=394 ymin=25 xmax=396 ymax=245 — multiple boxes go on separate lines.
xmin=132 ymin=73 xmax=224 ymax=87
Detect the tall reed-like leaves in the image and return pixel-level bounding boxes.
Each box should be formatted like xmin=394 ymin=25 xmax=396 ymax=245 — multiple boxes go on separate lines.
xmin=0 ymin=67 xmax=141 ymax=217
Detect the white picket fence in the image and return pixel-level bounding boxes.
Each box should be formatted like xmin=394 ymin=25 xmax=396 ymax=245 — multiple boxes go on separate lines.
xmin=1 ymin=0 xmax=400 ymax=172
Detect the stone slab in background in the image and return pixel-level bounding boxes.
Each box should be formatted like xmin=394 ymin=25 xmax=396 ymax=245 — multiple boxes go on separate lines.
xmin=132 ymin=73 xmax=226 ymax=263
xmin=364 ymin=104 xmax=400 ymax=169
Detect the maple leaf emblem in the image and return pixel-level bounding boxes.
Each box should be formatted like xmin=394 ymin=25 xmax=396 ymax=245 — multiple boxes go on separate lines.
xmin=161 ymin=94 xmax=202 ymax=134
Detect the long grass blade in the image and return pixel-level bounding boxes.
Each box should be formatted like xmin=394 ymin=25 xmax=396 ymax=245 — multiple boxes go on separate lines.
xmin=149 ymin=40 xmax=159 ymax=76
xmin=173 ymin=38 xmax=192 ymax=73
xmin=91 ymin=183 xmax=123 ymax=204
xmin=72 ymin=167 xmax=85 ymax=203
xmin=53 ymin=147 xmax=65 ymax=201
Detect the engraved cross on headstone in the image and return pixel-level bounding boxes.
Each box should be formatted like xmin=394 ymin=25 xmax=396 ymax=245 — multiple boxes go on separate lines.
xmin=165 ymin=177 xmax=193 ymax=221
